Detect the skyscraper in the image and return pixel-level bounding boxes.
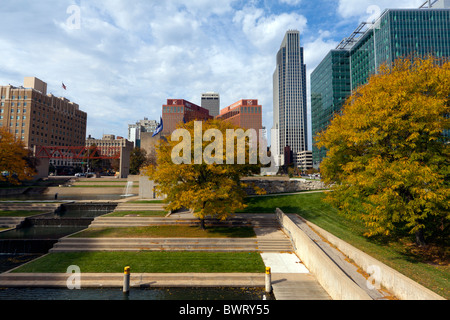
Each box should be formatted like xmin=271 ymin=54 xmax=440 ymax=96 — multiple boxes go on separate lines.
xmin=311 ymin=0 xmax=450 ymax=167
xmin=272 ymin=30 xmax=308 ymax=167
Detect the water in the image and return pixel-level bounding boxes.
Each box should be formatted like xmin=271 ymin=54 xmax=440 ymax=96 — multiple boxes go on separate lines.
xmin=1 ymin=194 xmax=124 ymax=201
xmin=0 ymin=208 xmax=112 ymax=253
xmin=0 ymin=287 xmax=273 ymax=300
xmin=121 ymin=181 xmax=135 ymax=197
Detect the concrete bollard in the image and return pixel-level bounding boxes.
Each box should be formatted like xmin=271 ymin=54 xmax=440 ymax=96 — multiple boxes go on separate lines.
xmin=265 ymin=267 xmax=272 ymax=293
xmin=123 ymin=266 xmax=130 ymax=294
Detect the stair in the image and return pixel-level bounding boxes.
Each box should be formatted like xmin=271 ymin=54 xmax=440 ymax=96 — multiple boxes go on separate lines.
xmin=113 ymin=203 xmax=166 ymax=211
xmin=0 ymin=203 xmax=62 ymax=212
xmin=49 ymin=237 xmax=293 ymax=253
xmin=0 ymin=217 xmax=26 ymax=229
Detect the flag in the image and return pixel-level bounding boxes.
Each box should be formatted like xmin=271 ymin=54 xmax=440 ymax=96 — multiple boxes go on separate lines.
xmin=62 ymin=83 xmax=67 ymax=90
xmin=152 ymin=117 xmax=163 ymax=137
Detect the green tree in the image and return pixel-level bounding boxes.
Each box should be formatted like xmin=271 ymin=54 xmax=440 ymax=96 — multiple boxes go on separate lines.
xmin=317 ymin=56 xmax=449 ymax=246
xmin=144 ymin=119 xmax=265 ymax=229
xmin=129 ymin=147 xmax=148 ymax=175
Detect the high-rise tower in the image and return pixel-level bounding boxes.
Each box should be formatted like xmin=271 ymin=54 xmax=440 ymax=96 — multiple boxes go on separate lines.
xmin=272 ymin=30 xmax=308 ymax=167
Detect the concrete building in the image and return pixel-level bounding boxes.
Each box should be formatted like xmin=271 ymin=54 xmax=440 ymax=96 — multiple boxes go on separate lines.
xmin=311 ymin=0 xmax=450 ymax=167
xmin=161 ymin=99 xmax=212 ymax=136
xmin=201 ymin=92 xmax=220 ymax=117
xmin=0 ymin=77 xmax=87 ymax=150
xmin=86 ymin=134 xmax=134 ymax=157
xmin=216 ymin=99 xmax=263 ymax=135
xmin=128 ymin=118 xmax=159 ymax=148
xmin=272 ymin=30 xmax=308 ymax=168
xmin=296 ymin=151 xmax=313 ymax=171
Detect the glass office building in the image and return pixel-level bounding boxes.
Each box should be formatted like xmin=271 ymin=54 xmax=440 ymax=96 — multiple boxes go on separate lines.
xmin=311 ymin=1 xmax=450 ymax=167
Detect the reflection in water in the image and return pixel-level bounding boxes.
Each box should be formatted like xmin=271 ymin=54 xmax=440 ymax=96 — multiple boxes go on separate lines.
xmin=0 ymin=287 xmax=273 ymax=301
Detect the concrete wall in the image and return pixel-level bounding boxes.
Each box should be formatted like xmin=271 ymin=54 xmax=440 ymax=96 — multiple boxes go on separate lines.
xmin=244 ymin=178 xmax=326 ymax=195
xmin=276 ymin=208 xmax=373 ymax=300
xmin=303 ymin=220 xmax=445 ymax=300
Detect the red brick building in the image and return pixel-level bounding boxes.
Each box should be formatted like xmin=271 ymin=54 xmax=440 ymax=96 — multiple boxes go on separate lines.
xmin=162 ymin=99 xmax=212 ymax=135
xmin=216 ymin=99 xmax=263 ymax=134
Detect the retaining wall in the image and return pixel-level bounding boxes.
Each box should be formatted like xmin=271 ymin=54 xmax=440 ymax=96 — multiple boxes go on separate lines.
xmin=276 ymin=208 xmax=371 ymax=300
xmin=303 ymin=220 xmax=445 ymax=300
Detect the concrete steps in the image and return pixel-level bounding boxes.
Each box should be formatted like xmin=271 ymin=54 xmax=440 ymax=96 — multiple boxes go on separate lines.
xmin=49 ymin=237 xmax=293 ymax=253
xmin=0 ymin=217 xmax=26 ymax=228
xmin=0 ymin=273 xmax=265 ymax=288
xmin=113 ymin=203 xmax=166 ymax=211
xmin=89 ymin=216 xmax=280 ymax=228
xmin=0 ymin=203 xmax=62 ymax=211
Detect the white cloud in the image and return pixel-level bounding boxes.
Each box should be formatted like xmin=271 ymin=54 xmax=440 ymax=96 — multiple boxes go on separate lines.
xmin=233 ymin=6 xmax=307 ymax=53
xmin=279 ymin=0 xmax=302 ymax=5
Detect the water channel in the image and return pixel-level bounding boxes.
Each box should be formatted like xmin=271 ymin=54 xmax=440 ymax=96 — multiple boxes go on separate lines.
xmin=0 ymin=193 xmax=272 ymax=300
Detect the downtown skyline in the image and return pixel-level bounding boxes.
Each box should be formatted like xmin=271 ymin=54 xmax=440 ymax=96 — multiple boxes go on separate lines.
xmin=0 ymin=0 xmax=427 ymax=148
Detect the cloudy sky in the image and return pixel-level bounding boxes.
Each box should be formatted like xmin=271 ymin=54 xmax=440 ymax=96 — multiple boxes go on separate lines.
xmin=0 ymin=0 xmax=425 ymax=148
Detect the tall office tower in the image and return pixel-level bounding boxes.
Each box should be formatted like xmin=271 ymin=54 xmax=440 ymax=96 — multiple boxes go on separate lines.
xmin=272 ymin=30 xmax=308 ymax=167
xmin=311 ymin=0 xmax=450 ymax=168
xmin=201 ymin=92 xmax=220 ymax=117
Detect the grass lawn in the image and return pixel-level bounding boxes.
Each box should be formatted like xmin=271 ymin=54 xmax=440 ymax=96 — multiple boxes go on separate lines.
xmin=0 ymin=210 xmax=48 ymax=217
xmin=12 ymin=251 xmax=266 ymax=273
xmin=71 ymin=226 xmax=256 ymax=238
xmin=105 ymin=210 xmax=167 ymax=217
xmin=241 ymin=192 xmax=449 ymax=299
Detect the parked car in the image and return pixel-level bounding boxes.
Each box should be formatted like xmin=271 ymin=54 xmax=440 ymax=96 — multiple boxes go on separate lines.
xmin=75 ymin=173 xmax=85 ymax=177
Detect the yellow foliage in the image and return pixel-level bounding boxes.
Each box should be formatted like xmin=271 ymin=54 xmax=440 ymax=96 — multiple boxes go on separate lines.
xmin=0 ymin=128 xmax=36 ymax=185
xmin=317 ymin=56 xmax=449 ymax=240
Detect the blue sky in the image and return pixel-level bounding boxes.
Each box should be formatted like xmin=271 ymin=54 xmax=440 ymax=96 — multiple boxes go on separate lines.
xmin=0 ymin=0 xmax=425 ymax=148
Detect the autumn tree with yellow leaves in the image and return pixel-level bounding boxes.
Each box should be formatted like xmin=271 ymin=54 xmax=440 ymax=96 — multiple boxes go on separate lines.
xmin=145 ymin=119 xmax=266 ymax=229
xmin=317 ymin=56 xmax=449 ymax=246
xmin=0 ymin=128 xmax=36 ymax=184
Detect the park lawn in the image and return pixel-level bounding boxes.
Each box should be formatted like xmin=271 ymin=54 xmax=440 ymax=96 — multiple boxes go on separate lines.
xmin=105 ymin=210 xmax=167 ymax=217
xmin=71 ymin=226 xmax=256 ymax=238
xmin=241 ymin=192 xmax=449 ymax=299
xmin=12 ymin=251 xmax=265 ymax=273
xmin=0 ymin=210 xmax=48 ymax=217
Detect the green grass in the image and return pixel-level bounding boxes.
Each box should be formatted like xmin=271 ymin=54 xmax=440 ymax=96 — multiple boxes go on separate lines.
xmin=12 ymin=252 xmax=266 ymax=273
xmin=105 ymin=210 xmax=167 ymax=217
xmin=71 ymin=226 xmax=256 ymax=239
xmin=0 ymin=210 xmax=48 ymax=217
xmin=241 ymin=192 xmax=449 ymax=299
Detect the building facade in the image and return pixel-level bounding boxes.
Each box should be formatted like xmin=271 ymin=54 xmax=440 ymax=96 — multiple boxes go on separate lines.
xmin=162 ymin=99 xmax=212 ymax=136
xmin=311 ymin=1 xmax=450 ymax=167
xmin=272 ymin=30 xmax=308 ymax=168
xmin=201 ymin=92 xmax=220 ymax=117
xmin=216 ymin=99 xmax=263 ymax=135
xmin=128 ymin=118 xmax=159 ymax=148
xmin=0 ymin=77 xmax=87 ymax=150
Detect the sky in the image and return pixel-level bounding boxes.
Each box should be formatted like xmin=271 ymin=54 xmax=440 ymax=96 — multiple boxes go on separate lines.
xmin=0 ymin=0 xmax=425 ymax=149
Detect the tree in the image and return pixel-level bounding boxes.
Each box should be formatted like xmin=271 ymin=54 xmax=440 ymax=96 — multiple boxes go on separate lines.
xmin=317 ymin=56 xmax=449 ymax=246
xmin=144 ymin=119 xmax=265 ymax=229
xmin=0 ymin=128 xmax=36 ymax=184
xmin=129 ymin=147 xmax=148 ymax=175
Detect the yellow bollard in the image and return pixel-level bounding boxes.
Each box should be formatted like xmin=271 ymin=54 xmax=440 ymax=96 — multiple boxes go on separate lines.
xmin=123 ymin=266 xmax=131 ymax=294
xmin=265 ymin=267 xmax=272 ymax=293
